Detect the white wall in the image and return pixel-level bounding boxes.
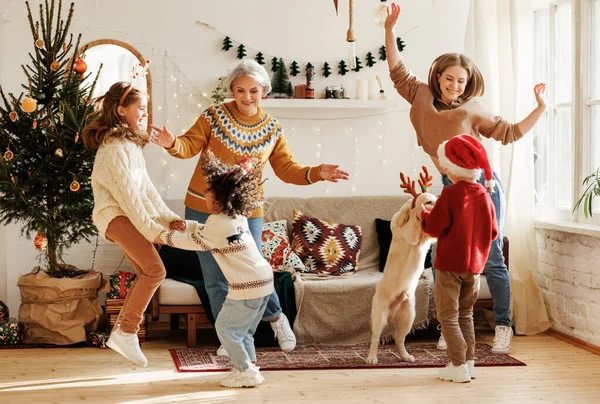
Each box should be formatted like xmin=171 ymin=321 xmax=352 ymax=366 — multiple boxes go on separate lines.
xmin=0 ymin=0 xmax=471 ymax=314
xmin=536 ymin=228 xmax=600 ymax=346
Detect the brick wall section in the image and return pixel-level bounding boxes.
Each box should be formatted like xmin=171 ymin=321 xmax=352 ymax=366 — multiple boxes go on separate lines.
xmin=536 ymin=229 xmax=600 ymax=346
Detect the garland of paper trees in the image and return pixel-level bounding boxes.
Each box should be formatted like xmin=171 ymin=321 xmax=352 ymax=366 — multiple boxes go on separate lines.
xmin=220 ymin=35 xmax=406 ymax=77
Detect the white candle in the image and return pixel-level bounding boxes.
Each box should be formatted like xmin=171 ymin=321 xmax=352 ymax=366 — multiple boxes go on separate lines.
xmin=368 ymin=78 xmax=379 ymax=100
xmin=356 ymin=79 xmax=368 ymax=100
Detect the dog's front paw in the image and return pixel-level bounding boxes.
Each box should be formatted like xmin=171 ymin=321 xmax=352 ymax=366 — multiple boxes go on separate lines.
xmin=400 ymin=354 xmax=415 ymax=362
xmin=366 ymin=355 xmax=378 ymax=365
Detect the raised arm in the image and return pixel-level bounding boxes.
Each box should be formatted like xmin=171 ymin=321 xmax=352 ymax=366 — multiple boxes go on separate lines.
xmin=516 ymin=83 xmax=547 ymax=135
xmin=385 ymin=2 xmax=402 ymax=71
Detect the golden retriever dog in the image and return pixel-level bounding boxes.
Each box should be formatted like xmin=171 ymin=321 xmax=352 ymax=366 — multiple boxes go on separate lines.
xmin=366 ymin=168 xmax=436 ymax=364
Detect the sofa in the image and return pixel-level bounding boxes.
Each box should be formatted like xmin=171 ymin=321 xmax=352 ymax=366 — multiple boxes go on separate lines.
xmin=152 ymin=195 xmax=504 ymax=347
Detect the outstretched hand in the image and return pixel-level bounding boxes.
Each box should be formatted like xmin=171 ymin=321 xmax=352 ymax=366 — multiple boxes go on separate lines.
xmin=534 ymin=83 xmax=546 ymax=110
xmin=319 ymin=164 xmax=350 ymax=183
xmin=169 ymin=220 xmax=186 ymax=232
xmin=384 ymin=2 xmax=401 ymax=31
xmin=149 ymin=124 xmax=176 ymax=149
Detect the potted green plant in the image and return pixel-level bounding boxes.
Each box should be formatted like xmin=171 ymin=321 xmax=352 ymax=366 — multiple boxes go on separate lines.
xmin=573 ymin=167 xmax=600 ymax=218
xmin=0 ymin=0 xmax=104 ymax=344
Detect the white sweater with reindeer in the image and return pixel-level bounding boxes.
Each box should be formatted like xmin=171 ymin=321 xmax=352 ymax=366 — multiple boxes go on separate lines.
xmin=160 ymin=213 xmax=274 ymax=300
xmin=91 ymin=139 xmax=180 ymax=242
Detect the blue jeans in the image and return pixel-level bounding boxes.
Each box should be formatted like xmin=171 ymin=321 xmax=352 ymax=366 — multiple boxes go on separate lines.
xmin=185 ymin=207 xmax=282 ymax=322
xmin=216 ymin=296 xmax=270 ymax=371
xmin=431 ymin=171 xmax=512 ymax=327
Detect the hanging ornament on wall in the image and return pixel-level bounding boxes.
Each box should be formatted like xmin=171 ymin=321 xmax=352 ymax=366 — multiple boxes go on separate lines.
xmin=271 ymin=57 xmax=279 ymax=73
xmin=73 ymin=56 xmax=87 ymax=74
xmin=290 ymin=61 xmax=300 ymax=77
xmin=34 ymin=231 xmax=48 ymax=251
xmin=236 ymin=44 xmax=246 ymax=59
xmin=4 ymin=148 xmax=14 ymax=161
xmin=255 ymin=51 xmax=265 ymax=65
xmin=21 ymin=97 xmax=37 ymax=113
xmin=222 ymin=36 xmax=233 ymax=51
xmin=353 ymin=57 xmax=363 ymax=72
xmin=322 ymin=62 xmax=332 ymax=78
xmin=396 ymin=37 xmax=406 ymax=52
xmin=69 ymin=180 xmax=81 ymax=193
xmin=338 ymin=60 xmax=349 ymax=76
xmin=366 ymin=52 xmax=376 ymax=67
xmin=379 ymin=45 xmax=387 ymax=61
xmin=50 ymin=60 xmax=60 ymax=71
xmin=9 ymin=111 xmax=18 ymax=122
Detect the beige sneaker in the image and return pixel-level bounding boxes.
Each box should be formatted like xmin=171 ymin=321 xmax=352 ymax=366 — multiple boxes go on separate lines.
xmin=467 ymin=359 xmax=476 ymax=379
xmin=220 ymin=367 xmax=263 ymax=388
xmin=436 ymin=324 xmax=447 ymax=350
xmin=492 ymin=325 xmax=513 ymax=354
xmin=438 ymin=362 xmax=471 ymax=383
xmin=106 ymin=325 xmax=148 ymax=367
xmin=216 ymin=345 xmax=229 ymax=356
xmin=270 ymin=314 xmax=296 ymax=352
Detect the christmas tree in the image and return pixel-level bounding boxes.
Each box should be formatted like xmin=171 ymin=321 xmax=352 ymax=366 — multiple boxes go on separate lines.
xmin=379 ymin=45 xmax=387 ymax=61
xmin=286 ymin=82 xmax=294 ymax=98
xmin=322 ymin=62 xmax=332 ymax=78
xmin=290 ymin=61 xmax=300 ymax=77
xmin=397 ymin=37 xmax=406 ymax=52
xmin=222 ymin=36 xmax=233 ymax=51
xmin=366 ymin=52 xmax=376 ymax=67
xmin=236 ymin=44 xmax=247 ymax=59
xmin=271 ymin=57 xmax=279 ymax=73
xmin=338 ymin=60 xmax=349 ymax=76
xmin=255 ymin=52 xmax=265 ymax=65
xmin=271 ymin=58 xmax=290 ymax=98
xmin=0 ymin=0 xmax=101 ymax=276
xmin=353 ymin=57 xmax=363 ymax=72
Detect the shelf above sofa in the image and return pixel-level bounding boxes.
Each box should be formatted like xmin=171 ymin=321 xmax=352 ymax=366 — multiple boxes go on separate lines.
xmin=225 ymin=98 xmax=398 ymax=109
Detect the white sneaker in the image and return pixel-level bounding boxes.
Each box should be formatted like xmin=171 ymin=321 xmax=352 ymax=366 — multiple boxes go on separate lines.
xmin=438 ymin=362 xmax=471 ymax=383
xmin=467 ymin=359 xmax=476 ymax=379
xmin=216 ymin=345 xmax=229 ymax=357
xmin=220 ymin=367 xmax=263 ymax=388
xmin=106 ymin=325 xmax=148 ymax=367
xmin=270 ymin=314 xmax=296 ymax=352
xmin=492 ymin=325 xmax=513 ymax=354
xmin=436 ymin=324 xmax=447 ymax=350
xmin=251 ymin=364 xmax=265 ymax=384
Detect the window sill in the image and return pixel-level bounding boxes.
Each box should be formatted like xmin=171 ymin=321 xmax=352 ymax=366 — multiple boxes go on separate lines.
xmin=535 ymin=220 xmax=600 ymax=239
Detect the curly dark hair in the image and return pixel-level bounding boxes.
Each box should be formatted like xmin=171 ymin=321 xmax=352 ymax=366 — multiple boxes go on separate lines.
xmin=201 ymin=150 xmax=265 ymax=217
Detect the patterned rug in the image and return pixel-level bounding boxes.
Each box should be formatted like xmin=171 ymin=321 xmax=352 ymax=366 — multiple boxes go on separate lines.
xmin=169 ymin=343 xmax=526 ymax=372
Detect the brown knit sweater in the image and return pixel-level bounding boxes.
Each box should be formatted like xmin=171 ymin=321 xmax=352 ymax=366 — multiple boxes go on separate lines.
xmin=167 ymin=101 xmax=323 ymax=218
xmin=389 ymin=60 xmax=523 ymax=173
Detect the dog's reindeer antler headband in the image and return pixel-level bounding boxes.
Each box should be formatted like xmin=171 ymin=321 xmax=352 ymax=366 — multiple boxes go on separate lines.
xmin=400 ymin=166 xmax=434 ymax=208
xmin=119 ymin=60 xmax=151 ymax=106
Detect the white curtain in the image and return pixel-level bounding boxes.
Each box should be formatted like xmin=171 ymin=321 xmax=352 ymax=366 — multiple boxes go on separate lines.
xmin=465 ymin=0 xmax=550 ymax=335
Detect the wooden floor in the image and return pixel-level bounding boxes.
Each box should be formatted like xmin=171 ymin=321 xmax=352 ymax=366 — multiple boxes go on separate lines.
xmin=1 ymin=327 xmax=599 ymax=404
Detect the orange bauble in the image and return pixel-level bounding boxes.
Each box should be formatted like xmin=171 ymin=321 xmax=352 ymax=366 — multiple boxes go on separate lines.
xmin=21 ymin=97 xmax=37 ymax=113
xmin=73 ymin=57 xmax=87 ymax=75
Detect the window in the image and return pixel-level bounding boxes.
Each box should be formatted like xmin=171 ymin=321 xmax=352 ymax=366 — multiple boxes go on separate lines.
xmin=533 ymin=0 xmax=600 ymax=223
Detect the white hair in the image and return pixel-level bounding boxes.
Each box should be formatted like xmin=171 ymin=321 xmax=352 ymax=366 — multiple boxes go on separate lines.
xmin=225 ymin=59 xmax=272 ymax=96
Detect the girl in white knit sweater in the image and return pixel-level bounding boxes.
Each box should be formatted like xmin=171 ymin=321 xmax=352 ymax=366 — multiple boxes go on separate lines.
xmin=160 ymin=150 xmax=272 ymax=388
xmin=82 ymin=82 xmax=184 ymax=367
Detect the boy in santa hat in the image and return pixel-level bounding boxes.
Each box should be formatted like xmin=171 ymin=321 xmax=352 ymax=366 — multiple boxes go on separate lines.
xmin=418 ymin=134 xmax=498 ymax=383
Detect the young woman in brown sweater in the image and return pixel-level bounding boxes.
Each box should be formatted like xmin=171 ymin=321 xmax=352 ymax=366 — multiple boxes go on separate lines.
xmin=385 ymin=2 xmax=546 ymax=354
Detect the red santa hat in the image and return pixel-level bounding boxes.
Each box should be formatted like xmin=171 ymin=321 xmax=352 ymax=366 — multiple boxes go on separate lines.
xmin=437 ymin=134 xmax=495 ymax=191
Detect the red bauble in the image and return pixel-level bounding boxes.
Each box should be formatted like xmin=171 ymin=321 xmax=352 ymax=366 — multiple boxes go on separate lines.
xmin=73 ymin=57 xmax=87 ymax=75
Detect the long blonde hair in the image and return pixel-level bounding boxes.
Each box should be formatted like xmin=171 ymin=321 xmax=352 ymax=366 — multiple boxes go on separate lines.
xmin=82 ymin=82 xmax=149 ymax=149
xmin=427 ymin=53 xmax=485 ymax=102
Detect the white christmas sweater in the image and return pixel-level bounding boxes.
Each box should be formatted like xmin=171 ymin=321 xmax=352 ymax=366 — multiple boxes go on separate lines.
xmin=91 ymin=139 xmax=181 ymax=242
xmin=160 ymin=213 xmax=274 ymax=301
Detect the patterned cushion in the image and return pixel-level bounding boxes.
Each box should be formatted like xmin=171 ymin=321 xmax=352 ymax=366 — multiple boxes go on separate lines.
xmin=261 ymin=220 xmax=306 ymax=272
xmin=291 ymin=209 xmax=362 ymax=275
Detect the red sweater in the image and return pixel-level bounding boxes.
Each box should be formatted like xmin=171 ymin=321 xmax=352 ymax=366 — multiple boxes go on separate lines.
xmin=421 ymin=181 xmax=498 ymax=274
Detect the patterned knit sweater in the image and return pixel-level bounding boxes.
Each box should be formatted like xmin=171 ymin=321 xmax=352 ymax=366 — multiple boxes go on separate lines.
xmin=161 ymin=214 xmax=274 ymax=300
xmin=167 ymin=100 xmax=323 ymax=218
xmin=91 ymin=139 xmax=181 ymax=242
xmin=389 ymin=60 xmax=524 ymax=173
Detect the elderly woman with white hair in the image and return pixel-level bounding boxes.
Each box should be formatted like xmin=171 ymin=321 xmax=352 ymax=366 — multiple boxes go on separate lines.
xmin=150 ymin=59 xmax=349 ymax=356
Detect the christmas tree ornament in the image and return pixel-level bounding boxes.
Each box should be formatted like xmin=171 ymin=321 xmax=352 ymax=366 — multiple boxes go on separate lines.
xmin=35 ymin=92 xmax=46 ymax=102
xmin=35 ymin=37 xmax=45 ymax=49
xmin=346 ymin=0 xmax=357 ymax=70
xmin=373 ymin=0 xmax=390 ymax=27
xmin=271 ymin=57 xmax=279 ymax=72
xmin=74 ymin=132 xmax=79 ymax=143
xmin=222 ymin=36 xmax=233 ymax=51
xmin=366 ymin=52 xmax=377 ymax=67
xmin=322 ymin=62 xmax=332 ymax=78
xmin=62 ymin=42 xmax=67 ymax=52
xmin=4 ymin=148 xmax=14 ymax=161
xmin=32 ymin=119 xmax=37 ymax=129
xmin=290 ymin=61 xmax=300 ymax=77
xmin=338 ymin=60 xmax=349 ymax=76
xmin=9 ymin=174 xmax=15 ymax=184
xmin=73 ymin=56 xmax=87 ymax=74
xmin=379 ymin=45 xmax=387 ymax=61
xmin=236 ymin=44 xmax=246 ymax=59
xmin=34 ymin=231 xmax=48 ymax=251
xmin=54 ymin=147 xmax=64 ymax=158
xmin=28 ymin=170 xmax=31 ymax=177
xmin=40 ymin=118 xmax=51 ymax=127
xmin=21 ymin=97 xmax=37 ymax=113
xmin=353 ymin=57 xmax=363 ymax=72
xmin=9 ymin=111 xmax=18 ymax=122
xmin=305 ymin=63 xmax=315 ymax=99
xmin=255 ymin=52 xmax=265 ymax=65
xmin=58 ymin=187 xmax=65 ymax=194
xmin=69 ymin=180 xmax=80 ymax=192
xmin=396 ymin=37 xmax=406 ymax=52
xmin=50 ymin=60 xmax=60 ymax=71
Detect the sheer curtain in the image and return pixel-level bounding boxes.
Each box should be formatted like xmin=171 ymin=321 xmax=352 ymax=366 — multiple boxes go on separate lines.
xmin=465 ymin=0 xmax=550 ymax=335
